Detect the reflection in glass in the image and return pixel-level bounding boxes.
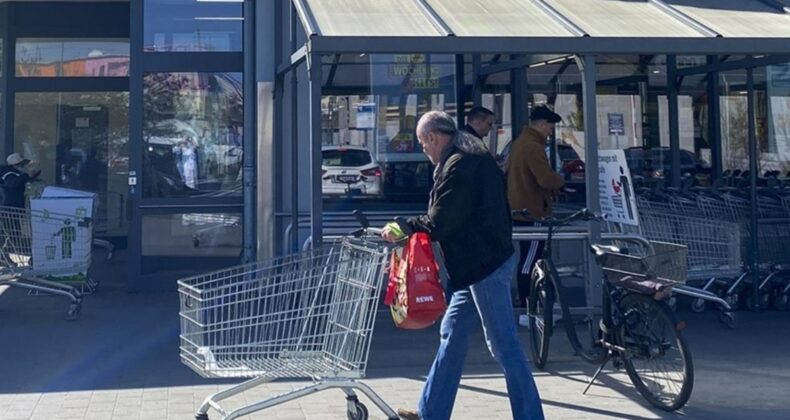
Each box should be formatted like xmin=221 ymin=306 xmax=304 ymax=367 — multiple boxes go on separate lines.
xmin=766 ymin=63 xmax=790 ymax=174
xmin=144 ymin=0 xmax=242 ymax=52
xmin=13 ymin=92 xmax=130 ymax=236
xmin=320 ymin=54 xmax=457 ymax=202
xmin=143 ymin=72 xmax=243 ymax=198
xmin=15 ymin=38 xmax=130 ymax=77
xmin=142 ymin=213 xmax=241 ymax=256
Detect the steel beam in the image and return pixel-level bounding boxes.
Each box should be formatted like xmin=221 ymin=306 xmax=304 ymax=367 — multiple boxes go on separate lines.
xmin=414 ymin=0 xmax=454 ymax=36
xmin=677 ymin=54 xmax=790 ymax=77
xmin=292 ymin=0 xmax=319 ymax=37
xmin=308 ymin=52 xmax=323 ymax=248
xmin=667 ymin=55 xmax=682 ymax=188
xmin=578 ymin=54 xmax=603 ymax=311
xmin=649 ymin=0 xmax=720 ymax=37
xmin=510 ymin=63 xmax=528 ymax=135
xmin=707 ymin=55 xmax=723 ymax=180
xmin=531 ymin=0 xmax=587 ymax=37
xmin=747 ymin=67 xmax=760 ymax=311
xmin=242 ymin=0 xmax=257 ymax=263
xmin=308 ymin=36 xmax=790 ymax=55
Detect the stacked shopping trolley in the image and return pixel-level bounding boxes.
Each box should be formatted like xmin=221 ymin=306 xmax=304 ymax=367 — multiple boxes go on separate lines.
xmin=636 ymin=183 xmax=790 ymax=312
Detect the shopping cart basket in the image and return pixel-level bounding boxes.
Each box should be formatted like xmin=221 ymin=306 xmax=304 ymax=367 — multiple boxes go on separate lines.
xmin=179 ymin=233 xmax=399 ymax=420
xmin=0 ymin=206 xmax=86 ymax=320
xmin=599 ymin=241 xmax=688 ymax=295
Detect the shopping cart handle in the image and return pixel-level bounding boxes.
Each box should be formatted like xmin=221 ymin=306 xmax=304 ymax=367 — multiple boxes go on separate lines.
xmin=353 ymin=209 xmax=370 ymax=229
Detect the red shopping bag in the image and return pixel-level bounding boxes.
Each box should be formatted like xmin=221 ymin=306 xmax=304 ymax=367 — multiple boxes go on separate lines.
xmin=384 ymin=233 xmax=447 ymax=329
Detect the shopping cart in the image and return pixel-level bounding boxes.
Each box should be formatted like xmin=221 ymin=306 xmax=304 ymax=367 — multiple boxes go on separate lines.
xmin=0 ymin=206 xmax=87 ymax=320
xmin=179 ymin=228 xmax=399 ymax=420
xmin=91 ymin=191 xmax=124 ymax=262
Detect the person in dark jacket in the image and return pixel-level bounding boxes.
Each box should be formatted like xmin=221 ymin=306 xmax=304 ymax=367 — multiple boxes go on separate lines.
xmin=463 ymin=106 xmax=495 ymax=140
xmin=384 ymin=111 xmax=544 ymax=420
xmin=0 ymin=153 xmax=40 ymax=208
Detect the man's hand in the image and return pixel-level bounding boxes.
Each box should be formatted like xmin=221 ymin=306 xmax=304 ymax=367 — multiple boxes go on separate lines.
xmin=381 ymin=222 xmax=405 ymax=243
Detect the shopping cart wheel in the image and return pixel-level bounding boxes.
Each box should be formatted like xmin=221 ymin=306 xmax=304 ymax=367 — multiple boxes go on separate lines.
xmin=774 ymin=293 xmax=789 ymax=311
xmin=724 ymin=293 xmax=740 ymax=310
xmin=690 ymin=298 xmax=706 ymax=313
xmin=719 ymin=311 xmax=737 ymax=329
xmin=66 ymin=303 xmax=81 ymax=321
xmin=744 ymin=293 xmax=769 ymax=312
xmin=347 ymin=401 xmax=368 ymax=420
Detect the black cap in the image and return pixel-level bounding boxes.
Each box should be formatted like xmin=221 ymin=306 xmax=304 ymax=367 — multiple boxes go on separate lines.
xmin=530 ymin=106 xmax=562 ymax=124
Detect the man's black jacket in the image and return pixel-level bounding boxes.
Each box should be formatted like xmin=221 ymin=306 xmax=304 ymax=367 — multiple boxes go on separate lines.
xmin=407 ymin=146 xmax=514 ymax=292
xmin=0 ymin=165 xmax=32 ymax=208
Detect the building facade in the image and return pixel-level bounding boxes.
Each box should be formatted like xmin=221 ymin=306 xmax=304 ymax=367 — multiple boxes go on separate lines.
xmin=1 ymin=1 xmax=790 ymax=291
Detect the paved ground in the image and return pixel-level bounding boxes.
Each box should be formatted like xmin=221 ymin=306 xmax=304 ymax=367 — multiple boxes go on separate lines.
xmin=1 ymin=251 xmax=789 ymax=419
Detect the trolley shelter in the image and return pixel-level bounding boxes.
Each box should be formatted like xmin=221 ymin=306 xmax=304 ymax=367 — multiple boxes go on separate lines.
xmin=270 ymin=0 xmax=790 ymax=309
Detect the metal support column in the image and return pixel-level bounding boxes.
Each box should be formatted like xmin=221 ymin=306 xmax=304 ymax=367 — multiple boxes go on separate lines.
xmin=707 ymin=55 xmax=723 ymax=179
xmin=472 ymin=54 xmax=482 ymax=107
xmin=2 ymin=4 xmax=15 ymax=153
xmin=667 ymin=55 xmax=682 ymax=187
xmin=579 ymin=55 xmax=602 ymax=310
xmin=747 ymin=67 xmax=760 ymax=311
xmin=455 ymin=54 xmax=465 ymax=123
xmin=289 ymin=4 xmax=300 ymax=252
xmin=308 ymin=52 xmax=323 ymax=248
xmin=242 ymin=0 xmax=257 ymax=263
xmin=511 ymin=61 xmax=528 ymax=135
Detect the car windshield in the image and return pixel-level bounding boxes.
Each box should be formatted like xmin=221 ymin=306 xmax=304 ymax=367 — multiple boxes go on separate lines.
xmin=558 ymin=146 xmax=579 ymax=160
xmin=323 ymin=149 xmax=372 ymax=167
xmin=648 ymin=149 xmax=696 ymax=166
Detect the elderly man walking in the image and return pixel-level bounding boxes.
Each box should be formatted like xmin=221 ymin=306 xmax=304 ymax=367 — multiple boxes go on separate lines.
xmin=383 ymin=111 xmax=544 ymax=420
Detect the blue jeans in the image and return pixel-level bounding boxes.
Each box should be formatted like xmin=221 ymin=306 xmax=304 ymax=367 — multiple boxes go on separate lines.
xmin=418 ymin=254 xmax=545 ymax=420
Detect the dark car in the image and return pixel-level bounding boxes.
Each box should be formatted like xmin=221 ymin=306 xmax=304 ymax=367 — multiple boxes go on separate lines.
xmin=557 ymin=144 xmax=585 ymax=181
xmin=624 ymin=147 xmax=710 ymax=180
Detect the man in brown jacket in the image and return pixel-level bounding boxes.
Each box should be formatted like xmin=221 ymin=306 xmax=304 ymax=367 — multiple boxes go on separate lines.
xmin=507 ymin=106 xmax=565 ymax=324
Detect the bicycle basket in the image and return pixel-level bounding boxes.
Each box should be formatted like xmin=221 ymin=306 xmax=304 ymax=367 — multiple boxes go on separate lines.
xmin=601 ymin=241 xmax=688 ymax=293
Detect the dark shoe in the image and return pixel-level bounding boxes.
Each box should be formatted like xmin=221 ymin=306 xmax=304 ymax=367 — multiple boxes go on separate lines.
xmin=397 ymin=408 xmax=421 ymax=420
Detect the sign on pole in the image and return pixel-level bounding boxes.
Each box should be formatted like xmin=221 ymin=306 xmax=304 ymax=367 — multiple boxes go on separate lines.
xmin=598 ymin=150 xmax=639 ymax=226
xmin=355 ymin=103 xmax=376 ymax=129
xmin=608 ymin=113 xmax=625 ymax=136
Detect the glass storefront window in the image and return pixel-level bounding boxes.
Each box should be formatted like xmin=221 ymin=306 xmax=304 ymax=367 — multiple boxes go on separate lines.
xmin=141 ymin=212 xmax=242 ymax=275
xmin=143 ymin=72 xmax=243 ymax=198
xmin=320 ymin=54 xmax=457 ymax=203
xmin=144 ymin=0 xmax=242 ymax=52
xmin=13 ymin=92 xmax=130 ymax=236
xmin=767 ymin=63 xmax=790 ymax=175
xmin=15 ymin=38 xmax=130 ymax=77
xmin=719 ymin=69 xmax=771 ymax=173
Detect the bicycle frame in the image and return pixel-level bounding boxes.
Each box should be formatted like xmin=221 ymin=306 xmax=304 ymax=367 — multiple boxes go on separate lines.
xmin=540 ymin=220 xmax=612 ymax=364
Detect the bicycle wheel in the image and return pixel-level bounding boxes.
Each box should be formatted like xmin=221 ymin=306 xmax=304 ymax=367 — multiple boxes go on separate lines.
xmin=528 ymin=260 xmax=554 ymax=369
xmin=618 ymin=293 xmax=694 ymax=411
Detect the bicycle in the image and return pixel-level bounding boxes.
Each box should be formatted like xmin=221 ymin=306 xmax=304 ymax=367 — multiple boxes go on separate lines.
xmin=515 ymin=208 xmax=694 ymax=411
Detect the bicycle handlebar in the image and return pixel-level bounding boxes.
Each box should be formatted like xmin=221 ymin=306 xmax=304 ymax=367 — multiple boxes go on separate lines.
xmin=511 ymin=208 xmax=605 ymax=227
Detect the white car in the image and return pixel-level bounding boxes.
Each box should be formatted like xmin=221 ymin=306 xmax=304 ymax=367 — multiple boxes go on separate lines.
xmin=322 ymin=146 xmax=382 ymax=196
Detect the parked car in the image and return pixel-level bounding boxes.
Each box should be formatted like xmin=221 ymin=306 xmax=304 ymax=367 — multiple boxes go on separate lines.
xmin=624 ymin=147 xmax=710 ymax=180
xmin=321 ymin=146 xmax=382 ymax=196
xmin=557 ymin=144 xmax=585 ymax=181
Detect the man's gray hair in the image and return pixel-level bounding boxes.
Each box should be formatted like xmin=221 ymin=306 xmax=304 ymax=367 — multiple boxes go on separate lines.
xmin=417 ymin=111 xmax=488 ymax=155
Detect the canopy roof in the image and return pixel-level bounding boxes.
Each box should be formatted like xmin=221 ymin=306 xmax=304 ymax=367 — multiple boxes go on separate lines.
xmin=294 ymin=0 xmax=790 ymax=54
